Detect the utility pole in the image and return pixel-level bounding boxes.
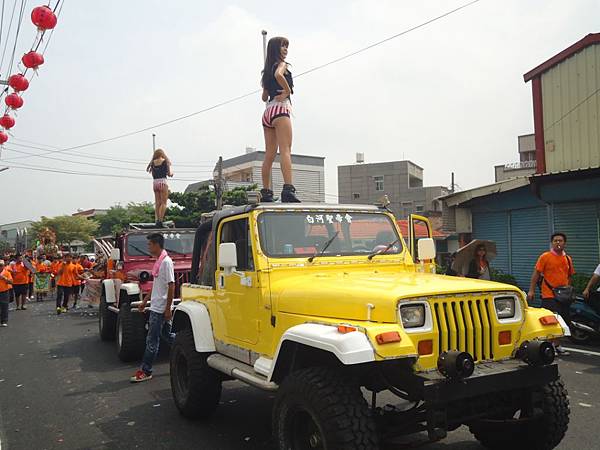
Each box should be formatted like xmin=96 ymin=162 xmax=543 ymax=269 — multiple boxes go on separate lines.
xmin=215 ymin=156 xmax=224 ymax=210
xmin=152 ymin=133 xmax=156 ymax=151
xmin=262 ymin=30 xmax=268 ymax=62
xmin=451 ymin=172 xmax=455 ymax=193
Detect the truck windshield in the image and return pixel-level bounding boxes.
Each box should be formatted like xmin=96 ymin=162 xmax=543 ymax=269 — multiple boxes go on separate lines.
xmin=126 ymin=232 xmax=195 ymax=257
xmin=257 ymin=212 xmax=403 ymax=258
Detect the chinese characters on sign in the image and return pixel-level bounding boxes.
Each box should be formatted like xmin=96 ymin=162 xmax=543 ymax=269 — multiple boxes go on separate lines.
xmin=305 ymin=214 xmax=353 ymax=224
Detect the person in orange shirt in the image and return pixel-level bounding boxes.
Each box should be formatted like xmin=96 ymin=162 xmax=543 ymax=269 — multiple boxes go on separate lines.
xmin=527 ymin=232 xmax=575 ymax=356
xmin=0 ymin=259 xmax=13 ymax=326
xmin=11 ymin=254 xmax=30 ymax=310
xmin=50 ymin=256 xmax=61 ymax=295
xmin=34 ymin=256 xmax=51 ymax=302
xmin=71 ymin=255 xmax=84 ymax=309
xmin=56 ymin=254 xmax=76 ymax=314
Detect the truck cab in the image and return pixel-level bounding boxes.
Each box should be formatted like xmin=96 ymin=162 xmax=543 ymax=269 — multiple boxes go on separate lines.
xmin=170 ymin=204 xmax=569 ymax=450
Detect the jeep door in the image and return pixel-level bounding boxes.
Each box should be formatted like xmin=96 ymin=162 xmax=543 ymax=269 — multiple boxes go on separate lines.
xmin=216 ymin=216 xmax=261 ymax=345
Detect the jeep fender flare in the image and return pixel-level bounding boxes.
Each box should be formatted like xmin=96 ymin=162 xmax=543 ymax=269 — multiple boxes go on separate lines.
xmin=267 ymin=323 xmax=375 ymax=381
xmin=120 ymin=282 xmax=140 ymax=297
xmin=102 ymin=279 xmax=117 ymax=304
xmin=172 ymin=302 xmax=216 ymax=352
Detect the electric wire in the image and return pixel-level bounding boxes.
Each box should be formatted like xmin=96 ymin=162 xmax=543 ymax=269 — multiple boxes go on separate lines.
xmin=0 ymin=1 xmax=6 ymax=58
xmin=0 ymin=0 xmax=17 ymax=74
xmin=8 ymin=0 xmax=482 ymax=160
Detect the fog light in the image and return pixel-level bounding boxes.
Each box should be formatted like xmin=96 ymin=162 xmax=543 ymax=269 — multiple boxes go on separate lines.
xmin=519 ymin=340 xmax=555 ymax=366
xmin=139 ymin=271 xmax=151 ymax=283
xmin=437 ymin=350 xmax=475 ymax=380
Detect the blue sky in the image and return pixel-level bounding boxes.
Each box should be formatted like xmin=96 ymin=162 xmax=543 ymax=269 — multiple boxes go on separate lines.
xmin=1 ymin=0 xmax=598 ymax=222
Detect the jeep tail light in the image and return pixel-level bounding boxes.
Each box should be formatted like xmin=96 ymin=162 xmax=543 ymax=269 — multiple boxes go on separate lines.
xmin=375 ymin=331 xmax=401 ymax=345
xmin=540 ymin=315 xmax=559 ymax=326
xmin=418 ymin=339 xmax=433 ymax=355
xmin=498 ymin=330 xmax=511 ymax=345
xmin=337 ymin=325 xmax=357 ymax=334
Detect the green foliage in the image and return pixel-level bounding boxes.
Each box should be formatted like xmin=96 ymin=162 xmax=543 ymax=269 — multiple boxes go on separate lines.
xmin=572 ymin=273 xmax=592 ymax=294
xmin=0 ymin=239 xmax=11 ymax=254
xmin=96 ymin=203 xmax=155 ymax=235
xmin=31 ymin=216 xmax=98 ymax=246
xmin=490 ymin=268 xmax=519 ymax=286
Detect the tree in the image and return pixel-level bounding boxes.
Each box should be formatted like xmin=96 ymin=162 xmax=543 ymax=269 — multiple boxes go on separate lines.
xmin=96 ymin=202 xmax=155 ymax=235
xmin=31 ymin=216 xmax=98 ymax=247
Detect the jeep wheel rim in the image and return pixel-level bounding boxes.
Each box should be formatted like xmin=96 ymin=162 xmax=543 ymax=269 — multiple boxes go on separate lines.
xmin=290 ymin=409 xmax=324 ymax=450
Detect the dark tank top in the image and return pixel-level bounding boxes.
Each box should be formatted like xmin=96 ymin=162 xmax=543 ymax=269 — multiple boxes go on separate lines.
xmin=151 ymin=160 xmax=168 ymax=179
xmin=266 ymin=63 xmax=294 ymax=101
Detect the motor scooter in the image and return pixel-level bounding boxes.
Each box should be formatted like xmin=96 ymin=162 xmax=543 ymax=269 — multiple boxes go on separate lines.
xmin=569 ymin=287 xmax=600 ymax=344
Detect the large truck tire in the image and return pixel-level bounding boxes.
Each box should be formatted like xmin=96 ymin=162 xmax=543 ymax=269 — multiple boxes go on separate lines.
xmin=116 ymin=295 xmax=147 ymax=362
xmin=170 ymin=329 xmax=222 ymax=419
xmin=99 ymin=289 xmax=117 ymax=342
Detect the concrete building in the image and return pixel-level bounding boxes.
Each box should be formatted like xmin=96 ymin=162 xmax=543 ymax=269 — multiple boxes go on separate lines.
xmin=494 ymin=134 xmax=537 ymax=182
xmin=186 ymin=149 xmax=325 ymax=203
xmin=0 ymin=220 xmax=34 ymax=252
xmin=443 ymin=34 xmax=600 ymax=298
xmin=337 ymin=158 xmax=449 ymax=219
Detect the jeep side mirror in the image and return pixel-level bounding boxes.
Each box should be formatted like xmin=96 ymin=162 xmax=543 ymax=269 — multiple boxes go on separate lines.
xmin=110 ymin=248 xmax=120 ymax=261
xmin=218 ymin=242 xmax=238 ymax=275
xmin=417 ymin=238 xmax=436 ymax=261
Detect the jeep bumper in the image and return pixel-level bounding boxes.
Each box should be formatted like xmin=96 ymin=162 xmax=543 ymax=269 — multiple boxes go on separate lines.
xmin=416 ymin=359 xmax=558 ymax=404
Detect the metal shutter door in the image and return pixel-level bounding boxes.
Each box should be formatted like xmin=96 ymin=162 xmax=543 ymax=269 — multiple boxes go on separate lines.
xmin=510 ymin=207 xmax=550 ymax=291
xmin=553 ymin=202 xmax=600 ymax=275
xmin=472 ymin=212 xmax=509 ymax=274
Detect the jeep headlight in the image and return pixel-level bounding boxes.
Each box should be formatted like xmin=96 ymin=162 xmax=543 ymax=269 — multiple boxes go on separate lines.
xmin=400 ymin=304 xmax=426 ymax=328
xmin=494 ymin=297 xmax=516 ymax=319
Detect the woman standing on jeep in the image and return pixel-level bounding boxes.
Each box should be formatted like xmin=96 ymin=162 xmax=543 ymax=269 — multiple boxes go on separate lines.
xmin=260 ymin=36 xmax=300 ymax=203
xmin=147 ymin=148 xmax=173 ymax=227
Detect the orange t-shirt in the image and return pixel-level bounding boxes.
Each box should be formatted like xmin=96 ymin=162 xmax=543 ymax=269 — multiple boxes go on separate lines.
xmin=0 ymin=268 xmax=12 ymax=292
xmin=535 ymin=251 xmax=575 ymax=299
xmin=51 ymin=261 xmax=61 ymax=276
xmin=12 ymin=262 xmax=29 ymax=285
xmin=57 ymin=262 xmax=76 ymax=287
xmin=72 ymin=263 xmax=84 ymax=286
xmin=36 ymin=262 xmax=50 ymax=273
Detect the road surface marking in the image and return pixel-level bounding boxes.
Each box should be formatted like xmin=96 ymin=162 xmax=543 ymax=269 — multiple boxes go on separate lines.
xmin=563 ymin=347 xmax=600 ymax=357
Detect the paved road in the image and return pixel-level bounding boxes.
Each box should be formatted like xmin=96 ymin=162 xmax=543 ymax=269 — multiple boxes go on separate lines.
xmin=0 ymin=301 xmax=598 ymax=450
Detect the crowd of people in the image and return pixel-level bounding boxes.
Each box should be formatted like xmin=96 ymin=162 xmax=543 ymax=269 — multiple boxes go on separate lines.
xmin=0 ymin=250 xmax=98 ymax=327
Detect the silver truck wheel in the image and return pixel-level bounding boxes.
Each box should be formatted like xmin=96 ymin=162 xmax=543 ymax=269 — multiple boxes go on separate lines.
xmin=272 ymin=367 xmax=378 ymax=450
xmin=170 ymin=329 xmax=221 ymax=419
xmin=469 ymin=378 xmax=569 ymax=450
xmin=116 ymin=298 xmax=146 ymax=362
xmin=99 ymin=290 xmax=117 ymax=341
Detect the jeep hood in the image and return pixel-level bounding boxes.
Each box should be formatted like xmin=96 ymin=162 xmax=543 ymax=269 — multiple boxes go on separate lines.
xmin=272 ymin=270 xmax=520 ymax=322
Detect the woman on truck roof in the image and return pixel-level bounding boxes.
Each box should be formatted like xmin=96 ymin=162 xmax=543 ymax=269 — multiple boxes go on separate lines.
xmin=260 ymin=36 xmax=300 ymax=203
xmin=147 ymin=148 xmax=173 ymax=228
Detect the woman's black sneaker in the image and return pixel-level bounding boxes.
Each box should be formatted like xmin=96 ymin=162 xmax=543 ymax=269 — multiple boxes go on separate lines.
xmin=281 ymin=184 xmax=301 ymax=203
xmin=155 ymin=221 xmax=163 ymax=228
xmin=260 ymin=188 xmax=274 ymax=202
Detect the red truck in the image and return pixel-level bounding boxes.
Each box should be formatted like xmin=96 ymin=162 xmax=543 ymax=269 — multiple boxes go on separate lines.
xmin=96 ymin=224 xmax=194 ymax=361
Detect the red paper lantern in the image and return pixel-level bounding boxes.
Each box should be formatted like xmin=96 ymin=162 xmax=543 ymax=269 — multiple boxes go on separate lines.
xmin=0 ymin=131 xmax=8 ymax=145
xmin=8 ymin=74 xmax=29 ymax=92
xmin=5 ymin=93 xmax=24 ymax=109
xmin=22 ymin=51 xmax=44 ymax=69
xmin=31 ymin=5 xmax=57 ymax=31
xmin=0 ymin=114 xmax=15 ymax=129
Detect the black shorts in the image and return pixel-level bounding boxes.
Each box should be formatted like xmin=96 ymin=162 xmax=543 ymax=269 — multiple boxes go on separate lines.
xmin=541 ymin=298 xmax=570 ymax=323
xmin=13 ymin=284 xmax=28 ymax=296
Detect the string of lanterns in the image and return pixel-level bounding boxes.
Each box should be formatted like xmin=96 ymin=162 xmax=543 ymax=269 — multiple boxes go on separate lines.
xmin=0 ymin=4 xmax=58 ymax=145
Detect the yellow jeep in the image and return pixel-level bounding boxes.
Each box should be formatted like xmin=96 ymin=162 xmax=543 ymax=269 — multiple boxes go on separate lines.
xmin=170 ymin=203 xmax=569 ymax=450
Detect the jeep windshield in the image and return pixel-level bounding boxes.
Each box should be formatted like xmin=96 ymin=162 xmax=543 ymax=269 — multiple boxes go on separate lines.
xmin=126 ymin=231 xmax=194 ymax=257
xmin=257 ymin=211 xmax=403 ymax=258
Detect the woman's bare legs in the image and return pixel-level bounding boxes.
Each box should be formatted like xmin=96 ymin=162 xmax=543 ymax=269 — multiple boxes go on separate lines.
xmin=158 ymin=188 xmax=169 ymax=222
xmin=273 ymin=116 xmax=293 ymax=185
xmin=153 ymin=190 xmax=160 ymax=222
xmin=262 ymin=126 xmax=278 ymax=189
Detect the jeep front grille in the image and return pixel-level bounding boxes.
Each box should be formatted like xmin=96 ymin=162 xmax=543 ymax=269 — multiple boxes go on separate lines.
xmin=432 ymin=298 xmax=494 ymax=362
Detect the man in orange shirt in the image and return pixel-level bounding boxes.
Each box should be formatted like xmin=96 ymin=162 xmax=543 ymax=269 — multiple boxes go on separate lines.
xmin=71 ymin=255 xmax=84 ymax=309
xmin=0 ymin=259 xmax=13 ymax=326
xmin=11 ymin=254 xmax=30 ymax=311
xmin=56 ymin=254 xmax=76 ymax=314
xmin=527 ymin=232 xmax=574 ymax=355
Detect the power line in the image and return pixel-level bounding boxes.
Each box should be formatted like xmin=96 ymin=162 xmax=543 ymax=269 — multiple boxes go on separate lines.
xmin=0 ymin=0 xmax=17 ymax=74
xmin=9 ymin=0 xmax=481 ymax=159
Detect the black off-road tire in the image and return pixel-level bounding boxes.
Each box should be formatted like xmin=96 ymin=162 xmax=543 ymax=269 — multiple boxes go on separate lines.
xmin=469 ymin=378 xmax=569 ymax=450
xmin=116 ymin=296 xmax=147 ymax=362
xmin=272 ymin=367 xmax=379 ymax=450
xmin=99 ymin=289 xmax=117 ymax=341
xmin=170 ymin=329 xmax=222 ymax=419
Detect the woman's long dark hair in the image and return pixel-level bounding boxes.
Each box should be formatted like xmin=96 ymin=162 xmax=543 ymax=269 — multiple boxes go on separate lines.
xmin=261 ymin=36 xmax=289 ymax=87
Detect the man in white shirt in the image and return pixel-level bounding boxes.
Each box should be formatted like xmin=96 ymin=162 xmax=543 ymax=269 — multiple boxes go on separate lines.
xmin=583 ymin=264 xmax=600 ymax=300
xmin=130 ymin=233 xmax=175 ymax=383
